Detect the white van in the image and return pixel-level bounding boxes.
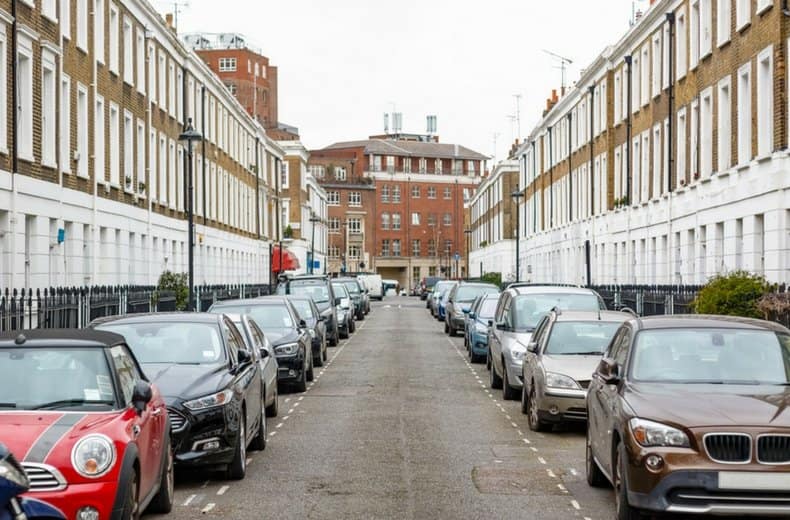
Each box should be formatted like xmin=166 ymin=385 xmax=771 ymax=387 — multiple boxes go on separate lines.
xmin=358 ymin=274 xmax=383 ymax=301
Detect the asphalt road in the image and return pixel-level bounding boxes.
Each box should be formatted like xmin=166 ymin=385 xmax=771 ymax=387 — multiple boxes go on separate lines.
xmin=148 ymin=296 xmax=616 ymax=520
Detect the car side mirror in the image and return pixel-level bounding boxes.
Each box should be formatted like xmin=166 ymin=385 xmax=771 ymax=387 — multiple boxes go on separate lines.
xmin=596 ymin=358 xmax=620 ymax=384
xmin=487 ymin=319 xmax=494 ymax=328
xmin=468 ymin=311 xmax=476 ymax=319
xmin=318 ymin=315 xmax=327 ymax=322
xmin=496 ymin=321 xmax=509 ymax=331
xmin=132 ymin=381 xmax=152 ymax=415
xmin=237 ymin=349 xmax=252 ymax=365
xmin=335 ymin=297 xmax=342 ymax=306
xmin=259 ymin=348 xmax=270 ymax=359
xmin=527 ymin=341 xmax=539 ymax=353
xmin=298 ymin=319 xmax=308 ymax=329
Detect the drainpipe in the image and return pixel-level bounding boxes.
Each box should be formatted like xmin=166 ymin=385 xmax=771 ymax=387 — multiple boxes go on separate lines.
xmin=10 ymin=0 xmax=17 ymax=288
xmin=567 ymin=112 xmax=572 ymax=222
xmin=531 ymin=140 xmax=537 ymax=233
xmin=255 ymin=136 xmax=260 ymax=239
xmin=588 ymin=85 xmax=595 ymax=216
xmin=625 ymin=55 xmax=633 ymax=205
xmin=201 ymin=85 xmax=206 ymax=224
xmin=548 ymin=126 xmax=554 ymax=227
xmin=666 ymin=13 xmax=676 ymax=194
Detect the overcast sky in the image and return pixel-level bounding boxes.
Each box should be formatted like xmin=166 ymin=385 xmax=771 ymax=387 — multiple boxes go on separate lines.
xmin=163 ymin=0 xmax=650 ymax=163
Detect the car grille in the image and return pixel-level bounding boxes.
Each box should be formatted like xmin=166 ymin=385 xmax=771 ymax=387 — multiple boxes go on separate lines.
xmin=168 ymin=408 xmax=187 ymax=432
xmin=757 ymin=435 xmax=790 ymax=464
xmin=564 ymin=407 xmax=588 ymax=421
xmin=577 ymin=380 xmax=590 ymax=390
xmin=22 ymin=463 xmax=66 ymax=491
xmin=704 ymin=433 xmax=752 ymax=463
xmin=670 ymin=488 xmax=790 ymax=509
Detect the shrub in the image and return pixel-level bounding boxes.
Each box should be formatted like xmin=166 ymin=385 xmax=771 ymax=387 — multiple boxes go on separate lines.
xmin=692 ymin=271 xmax=769 ymax=318
xmin=154 ymin=271 xmax=189 ymax=311
xmin=480 ymin=272 xmax=502 ymax=288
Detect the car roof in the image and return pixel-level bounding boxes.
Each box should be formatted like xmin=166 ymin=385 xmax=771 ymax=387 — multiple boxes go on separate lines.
xmin=0 ymin=328 xmax=128 ymax=348
xmin=213 ymin=297 xmax=290 ymax=306
xmin=455 ymin=282 xmax=499 ymax=288
xmin=286 ymin=274 xmax=328 ymax=280
xmin=335 ymin=277 xmax=361 ymax=283
xmin=510 ymin=285 xmax=597 ymax=296
xmin=554 ymin=310 xmax=631 ymax=323
xmin=633 ymin=314 xmax=790 ymax=333
xmin=91 ymin=312 xmax=222 ymax=327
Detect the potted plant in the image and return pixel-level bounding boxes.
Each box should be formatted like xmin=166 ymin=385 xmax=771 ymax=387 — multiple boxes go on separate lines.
xmin=125 ymin=175 xmax=132 ymax=189
xmin=137 ymin=181 xmax=146 ymax=194
xmin=283 ymin=225 xmax=293 ymax=238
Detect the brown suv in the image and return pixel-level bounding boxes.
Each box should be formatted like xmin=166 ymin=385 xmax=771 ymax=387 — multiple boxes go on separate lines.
xmin=586 ymin=315 xmax=790 ymax=519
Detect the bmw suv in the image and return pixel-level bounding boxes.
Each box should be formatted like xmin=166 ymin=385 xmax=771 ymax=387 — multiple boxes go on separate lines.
xmin=277 ymin=275 xmax=339 ymax=346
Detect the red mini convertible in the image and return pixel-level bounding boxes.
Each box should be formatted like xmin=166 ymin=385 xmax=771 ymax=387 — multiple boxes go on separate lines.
xmin=0 ymin=329 xmax=173 ymax=520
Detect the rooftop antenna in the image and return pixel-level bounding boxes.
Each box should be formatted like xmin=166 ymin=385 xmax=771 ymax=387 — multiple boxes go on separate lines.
xmin=157 ymin=0 xmax=190 ymax=32
xmin=506 ymin=115 xmax=517 ymax=147
xmin=492 ymin=132 xmax=501 ymax=164
xmin=513 ymin=94 xmax=522 ymax=139
xmin=542 ymin=49 xmax=573 ymax=92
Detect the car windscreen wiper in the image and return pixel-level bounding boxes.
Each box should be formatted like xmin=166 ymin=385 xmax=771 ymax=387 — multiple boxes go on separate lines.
xmin=32 ymin=399 xmax=115 ymax=410
xmin=0 ymin=403 xmax=17 ymax=408
xmin=565 ymin=351 xmax=604 ymax=356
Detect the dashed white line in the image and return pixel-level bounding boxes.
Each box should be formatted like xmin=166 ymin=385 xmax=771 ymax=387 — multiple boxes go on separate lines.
xmin=538 ymin=456 xmax=547 ymax=465
xmin=182 ymin=494 xmax=196 ymax=506
xmin=547 ymin=469 xmax=556 ymax=478
xmin=570 ymin=500 xmax=581 ymax=510
xmin=287 ymin=408 xmax=294 ymax=414
xmin=510 ymin=422 xmax=518 ymax=428
xmin=570 ymin=468 xmax=579 ymax=476
xmin=201 ymin=503 xmax=215 ymax=514
xmin=217 ymin=485 xmax=229 ymax=496
xmin=558 ymin=483 xmax=568 ymax=493
xmin=275 ymin=422 xmax=283 ymax=429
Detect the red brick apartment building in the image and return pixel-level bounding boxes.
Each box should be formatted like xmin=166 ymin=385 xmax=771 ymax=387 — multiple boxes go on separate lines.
xmin=310 ymin=137 xmax=487 ymax=289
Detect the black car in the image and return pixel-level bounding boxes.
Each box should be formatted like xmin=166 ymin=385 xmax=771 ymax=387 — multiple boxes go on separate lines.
xmin=209 ymin=297 xmax=314 ymax=392
xmin=420 ymin=276 xmax=442 ymax=301
xmin=287 ymin=295 xmax=328 ymax=368
xmin=93 ymin=313 xmax=265 ymax=480
xmin=276 ymin=275 xmax=339 ymax=346
xmin=335 ymin=277 xmax=366 ymax=321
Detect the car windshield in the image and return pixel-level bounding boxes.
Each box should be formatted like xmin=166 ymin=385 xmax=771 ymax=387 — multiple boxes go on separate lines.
xmin=455 ymin=285 xmax=499 ymax=303
xmin=478 ymin=299 xmax=499 ymax=319
xmin=545 ymin=321 xmax=622 ymax=355
xmin=441 ymin=286 xmax=457 ymax=304
xmin=213 ymin=304 xmax=295 ymax=331
xmin=630 ymin=328 xmax=790 ymax=384
xmin=332 ymin=284 xmax=349 ymax=299
xmin=285 ymin=281 xmax=330 ymax=303
xmin=513 ymin=293 xmax=601 ymax=330
xmin=100 ymin=322 xmax=225 ymax=364
xmin=343 ymin=281 xmax=361 ymax=294
xmin=0 ymin=347 xmax=117 ymax=410
xmin=289 ymin=299 xmax=315 ymax=320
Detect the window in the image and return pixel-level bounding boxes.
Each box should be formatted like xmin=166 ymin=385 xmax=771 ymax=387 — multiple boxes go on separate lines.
xmin=652 ymin=33 xmax=661 ymax=98
xmin=427 ymin=186 xmax=437 ymax=199
xmin=158 ymin=134 xmax=166 ymax=203
xmin=700 ymin=88 xmax=713 ymax=178
xmin=176 ymin=69 xmax=183 ymax=123
xmin=334 ymin=166 xmax=346 ymax=180
xmin=348 ymin=217 xmax=361 ymax=235
xmin=737 ymin=63 xmax=751 ymax=165
xmin=329 ymin=245 xmax=339 ymax=258
xmin=136 ymin=28 xmax=145 ymax=93
xmin=411 ymin=185 xmax=420 ymax=198
xmin=652 ymin=124 xmax=662 ymax=198
xmin=95 ymin=96 xmax=105 ymax=183
xmin=736 ymin=0 xmax=751 ymax=29
xmin=148 ymin=43 xmax=156 ymax=102
xmin=690 ymin=101 xmax=699 ymax=181
xmin=677 ymin=11 xmax=687 ymax=77
xmin=677 ymin=108 xmax=687 ymax=187
xmin=392 ymin=185 xmax=401 ymax=202
xmin=392 ymin=213 xmax=401 ymax=230
xmin=328 ymin=191 xmax=340 ymax=205
xmin=632 ymin=52 xmax=640 ymax=114
xmin=109 ymin=5 xmax=119 ymax=73
xmin=757 ymin=47 xmax=773 ymax=157
xmin=443 ymin=213 xmax=452 ymax=226
xmin=349 ymin=191 xmax=361 ymax=207
xmin=443 ymin=187 xmax=451 ymax=199
xmin=444 ymin=239 xmax=452 ymax=253
xmin=123 ymin=111 xmax=133 ymax=190
xmin=381 ymin=240 xmax=390 ymax=256
xmin=41 ymin=50 xmax=57 ymax=168
xmin=700 ymin=0 xmax=712 ymax=58
xmin=16 ymin=37 xmax=32 ymax=161
xmin=717 ymin=0 xmax=731 ymax=47
xmin=411 ymin=212 xmax=420 ymax=225
xmin=419 ymin=158 xmax=427 ymax=173
xmin=136 ymin=120 xmax=145 ymax=193
xmin=168 ymin=60 xmax=176 ymax=118
xmin=148 ymin=130 xmax=156 ymax=199
xmin=122 ymin=18 xmax=133 ymax=84
xmin=641 ymin=44 xmax=649 ymax=106
xmin=109 ymin=104 xmax=120 ymax=185
xmin=757 ymin=0 xmax=773 ymax=13
xmin=718 ymin=77 xmax=732 ymax=172
xmin=690 ymin=0 xmax=700 ymax=68
xmin=348 ymin=245 xmax=360 ymax=259
xmin=386 ymin=155 xmax=395 ymax=173
xmin=219 ymin=57 xmax=237 ymax=72
xmin=60 ymin=76 xmax=70 ymax=172
xmin=428 ymin=239 xmax=436 ymax=257
xmin=95 ymin=0 xmax=105 ymax=64
xmin=381 ymin=213 xmax=390 ymax=230
xmin=412 ymin=239 xmax=421 ymax=257
xmin=392 ymin=240 xmax=401 ymax=257
xmin=309 ymin=165 xmax=325 ymax=179
xmin=403 ymin=157 xmax=411 ymax=173
xmin=614 ymin=70 xmax=622 ymax=123
xmin=435 ymin=158 xmax=442 ymax=174
xmin=381 ymin=184 xmax=390 ymax=202
xmin=428 ymin=213 xmax=437 ymax=227
xmin=42 ymin=0 xmax=57 ymax=19
xmin=77 ymin=0 xmax=88 ymax=50
xmin=61 ymin=0 xmax=70 ymax=39
xmin=77 ymin=84 xmax=88 ymax=177
xmin=328 ymin=217 xmax=340 ymax=233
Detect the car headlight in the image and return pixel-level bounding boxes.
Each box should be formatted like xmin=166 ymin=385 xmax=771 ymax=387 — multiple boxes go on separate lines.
xmin=475 ymin=323 xmax=488 ymax=334
xmin=308 ymin=329 xmax=316 ymax=338
xmin=509 ymin=343 xmax=527 ymax=362
xmin=183 ymin=389 xmax=234 ymax=411
xmin=71 ymin=434 xmax=116 ymax=478
xmin=545 ymin=372 xmax=581 ymax=390
xmin=629 ymin=418 xmax=690 ymax=448
xmin=274 ymin=342 xmax=299 ymax=356
xmin=0 ymin=458 xmax=29 ymax=489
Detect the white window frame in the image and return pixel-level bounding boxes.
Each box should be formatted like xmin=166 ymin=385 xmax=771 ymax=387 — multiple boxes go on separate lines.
xmin=756 ymin=46 xmax=773 ymax=158
xmin=700 ymin=87 xmax=713 ymax=179
xmin=61 ymin=0 xmax=71 ymax=40
xmin=0 ymin=27 xmax=9 ymax=153
xmin=158 ymin=51 xmax=166 ymax=110
xmin=677 ymin=10 xmax=687 ymax=79
xmin=736 ymin=0 xmax=751 ymax=31
xmin=700 ymin=0 xmax=712 ymax=58
xmin=677 ymin=107 xmax=687 ymax=188
xmin=136 ymin=27 xmax=145 ymax=94
xmin=109 ymin=103 xmax=120 ymax=185
xmin=737 ymin=62 xmax=752 ymax=165
xmin=218 ymin=57 xmax=236 ymax=72
xmin=136 ymin=119 xmax=145 ymax=195
xmin=60 ymin=75 xmax=70 ymax=173
xmin=108 ymin=4 xmax=119 ymax=74
xmin=717 ymin=76 xmax=732 ymax=172
xmin=94 ymin=0 xmax=105 ymax=65
xmin=652 ymin=32 xmax=662 ymax=99
xmin=717 ymin=0 xmax=731 ymax=47
xmin=168 ymin=59 xmax=176 ymax=118
xmin=123 ymin=110 xmax=134 ymax=191
xmin=690 ymin=0 xmax=700 ymax=69
xmin=16 ymin=34 xmax=33 ymax=162
xmin=757 ymin=0 xmax=773 ymax=15
xmin=652 ymin=124 xmax=662 ymax=199
xmin=95 ymin=95 xmax=105 ymax=183
xmin=122 ymin=17 xmax=133 ymax=85
xmin=77 ymin=84 xmax=89 ymax=178
xmin=77 ymin=0 xmax=88 ymax=51
xmin=42 ymin=0 xmax=57 ymax=21
xmin=41 ymin=49 xmax=57 ymax=168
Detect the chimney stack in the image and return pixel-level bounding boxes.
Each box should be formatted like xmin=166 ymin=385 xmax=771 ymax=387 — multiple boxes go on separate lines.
xmin=165 ymin=13 xmax=176 ymax=33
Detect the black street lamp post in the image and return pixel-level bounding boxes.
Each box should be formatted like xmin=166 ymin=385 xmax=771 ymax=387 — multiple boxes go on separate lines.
xmin=178 ymin=118 xmax=202 ymax=311
xmin=309 ymin=213 xmax=320 ymax=274
xmin=511 ymin=187 xmax=524 ymax=283
xmin=464 ymin=228 xmax=472 ymax=280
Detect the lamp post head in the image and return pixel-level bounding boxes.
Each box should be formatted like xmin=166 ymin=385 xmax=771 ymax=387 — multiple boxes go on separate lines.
xmin=511 ymin=188 xmax=524 ymax=200
xmin=178 ymin=118 xmax=203 ymax=143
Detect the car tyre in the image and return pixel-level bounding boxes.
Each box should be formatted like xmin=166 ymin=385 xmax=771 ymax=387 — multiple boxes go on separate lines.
xmin=120 ymin=469 xmax=140 ymax=520
xmin=314 ymin=337 xmax=325 ymax=367
xmin=329 ymin=328 xmax=339 ymax=346
xmin=349 ymin=318 xmax=356 ymax=334
xmin=527 ymin=385 xmax=551 ymax=432
xmin=265 ymin=385 xmax=279 ymax=417
xmin=502 ymin=366 xmax=518 ymax=400
xmin=147 ymin=446 xmax=173 ymax=515
xmin=306 ymin=354 xmax=315 ymax=382
xmin=614 ymin=442 xmax=645 ymax=520
xmin=520 ymin=383 xmax=529 ymax=415
xmin=586 ymin=426 xmax=608 ymax=488
xmin=250 ymin=393 xmax=267 ymax=452
xmin=225 ymin=417 xmax=247 ymax=480
xmin=444 ymin=321 xmax=450 ymax=334
xmin=294 ymin=364 xmax=308 ymax=392
xmin=489 ymin=356 xmax=503 ymax=389
xmin=486 ymin=351 xmax=492 ymax=371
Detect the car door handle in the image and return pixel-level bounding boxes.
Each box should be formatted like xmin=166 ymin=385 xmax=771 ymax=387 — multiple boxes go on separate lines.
xmin=152 ymin=407 xmax=163 ymax=417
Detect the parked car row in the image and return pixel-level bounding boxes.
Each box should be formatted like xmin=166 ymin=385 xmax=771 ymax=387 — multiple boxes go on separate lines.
xmin=441 ymin=282 xmax=790 ymax=519
xmin=0 ymin=274 xmax=372 ymax=519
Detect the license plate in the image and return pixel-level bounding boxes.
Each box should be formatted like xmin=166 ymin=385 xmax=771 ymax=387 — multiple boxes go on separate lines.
xmin=719 ymin=472 xmax=790 ymax=491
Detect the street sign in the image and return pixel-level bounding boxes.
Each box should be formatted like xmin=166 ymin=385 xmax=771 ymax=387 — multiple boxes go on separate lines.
xmin=313 ymin=260 xmax=321 ymax=269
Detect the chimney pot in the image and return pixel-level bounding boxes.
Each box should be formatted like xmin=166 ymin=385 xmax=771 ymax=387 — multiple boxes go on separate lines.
xmin=165 ymin=13 xmax=174 ymax=28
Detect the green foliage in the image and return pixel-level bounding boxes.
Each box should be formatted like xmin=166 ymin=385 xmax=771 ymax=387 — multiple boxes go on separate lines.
xmin=154 ymin=271 xmax=189 ymax=311
xmin=692 ymin=271 xmax=769 ymax=318
xmin=284 ymin=225 xmax=293 ymax=238
xmin=479 ymin=240 xmax=489 ymax=248
xmin=480 ymin=272 xmax=502 ymax=288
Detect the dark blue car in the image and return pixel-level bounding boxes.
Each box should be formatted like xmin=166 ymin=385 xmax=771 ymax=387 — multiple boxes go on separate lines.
xmin=464 ymin=293 xmax=500 ymax=363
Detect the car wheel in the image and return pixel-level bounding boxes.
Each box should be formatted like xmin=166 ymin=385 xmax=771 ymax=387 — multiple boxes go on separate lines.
xmin=294 ymin=363 xmax=308 ymax=392
xmin=527 ymin=385 xmax=551 ymax=432
xmin=486 ymin=351 xmax=492 ymax=370
xmin=340 ymin=324 xmax=349 ymax=339
xmin=358 ymin=309 xmax=365 ymax=321
xmin=314 ymin=338 xmax=325 ymax=367
xmin=444 ymin=321 xmax=449 ymax=334
xmin=520 ymin=383 xmax=529 ymax=415
xmin=502 ymin=366 xmax=518 ymax=400
xmin=614 ymin=442 xmax=644 ymax=520
xmin=322 ymin=336 xmax=328 ymax=362
xmin=265 ymin=384 xmax=279 ymax=417
xmin=306 ymin=355 xmax=315 ymax=382
xmin=121 ymin=468 xmax=140 ymax=520
xmin=225 ymin=416 xmax=247 ymax=480
xmin=489 ymin=355 xmax=503 ymax=389
xmin=250 ymin=391 xmax=267 ymax=452
xmin=329 ymin=328 xmax=339 ymax=346
xmin=147 ymin=446 xmax=173 ymax=514
xmin=586 ymin=426 xmax=608 ymax=488
xmin=349 ymin=318 xmax=356 ymax=333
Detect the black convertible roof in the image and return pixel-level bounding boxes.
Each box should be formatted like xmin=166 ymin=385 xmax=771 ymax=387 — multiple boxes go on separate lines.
xmin=0 ymin=328 xmax=128 ymax=348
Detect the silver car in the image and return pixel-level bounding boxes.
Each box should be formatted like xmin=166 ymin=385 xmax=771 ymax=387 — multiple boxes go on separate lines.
xmin=521 ymin=310 xmax=628 ymax=431
xmin=488 ymin=284 xmax=606 ymax=400
xmin=226 ymin=313 xmax=280 ymax=418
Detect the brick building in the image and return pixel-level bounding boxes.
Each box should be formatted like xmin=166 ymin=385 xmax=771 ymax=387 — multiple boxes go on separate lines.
xmin=510 ymin=0 xmax=790 ymax=285
xmin=310 ymin=137 xmax=486 ymax=289
xmin=0 ymin=0 xmax=287 ymax=289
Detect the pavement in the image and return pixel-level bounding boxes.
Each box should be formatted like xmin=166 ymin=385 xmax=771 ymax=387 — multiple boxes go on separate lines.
xmin=148 ymin=296 xmax=616 ymax=520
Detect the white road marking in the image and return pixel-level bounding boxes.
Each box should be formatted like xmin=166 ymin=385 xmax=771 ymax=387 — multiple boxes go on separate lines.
xmin=510 ymin=422 xmax=518 ymax=428
xmin=182 ymin=494 xmax=196 ymax=506
xmin=245 ymin=457 xmax=252 ymax=465
xmin=284 ymin=398 xmax=291 ymax=403
xmin=530 ymin=447 xmax=538 ymax=452
xmin=201 ymin=480 xmax=210 ymax=489
xmin=538 ymin=457 xmax=547 ymax=465
xmin=298 ymin=396 xmax=304 ymax=401
xmin=283 ymin=415 xmax=290 ymax=421
xmin=570 ymin=468 xmax=579 ymax=476
xmin=522 ymin=438 xmax=531 ymax=445
xmin=505 ymin=415 xmax=511 ymax=420
xmin=201 ymin=503 xmax=215 ymax=514
xmin=293 ymin=402 xmax=300 ymax=407
xmin=558 ymin=483 xmax=568 ymax=493
xmin=570 ymin=500 xmax=581 ymax=510
xmin=275 ymin=423 xmax=283 ymax=429
xmin=547 ymin=469 xmax=556 ymax=478
xmin=217 ymin=485 xmax=229 ymax=496
xmin=288 ymin=408 xmax=294 ymax=414
xmin=269 ymin=431 xmax=277 ymax=437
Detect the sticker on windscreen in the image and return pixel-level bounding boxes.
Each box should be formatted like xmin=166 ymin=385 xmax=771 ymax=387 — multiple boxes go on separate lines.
xmin=96 ymin=375 xmax=114 ymax=398
xmin=84 ymin=388 xmax=101 ymax=401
